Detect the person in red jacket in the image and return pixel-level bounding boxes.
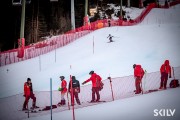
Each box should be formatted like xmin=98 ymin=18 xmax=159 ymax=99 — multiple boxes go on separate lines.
xmin=58 ymin=76 xmax=67 ymax=105
xmin=160 ymin=60 xmax=171 ymax=89
xmin=22 ymin=78 xmax=38 ymax=110
xmin=82 ymin=71 xmax=102 ymax=102
xmin=133 ymin=64 xmax=144 ymax=94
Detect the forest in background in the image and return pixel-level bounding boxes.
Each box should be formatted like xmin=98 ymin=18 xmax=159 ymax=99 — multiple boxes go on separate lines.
xmin=0 ymin=0 xmax=149 ymax=51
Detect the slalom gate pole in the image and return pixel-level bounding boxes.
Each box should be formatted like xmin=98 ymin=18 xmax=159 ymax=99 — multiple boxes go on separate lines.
xmin=70 ymin=75 xmax=75 ymax=120
xmin=143 ymin=70 xmax=147 ymax=93
xmin=55 ymin=47 xmax=56 ymax=63
xmin=93 ymin=36 xmax=94 ymax=54
xmin=172 ymin=67 xmax=177 ymax=87
xmin=50 ymin=78 xmax=52 ymax=120
xmin=172 ymin=67 xmax=175 ymax=80
xmin=39 ymin=55 xmax=41 ymax=72
xmin=140 ymin=75 xmax=143 ymax=95
xmin=67 ymin=65 xmax=71 ymax=110
xmin=108 ymin=77 xmax=114 ymax=101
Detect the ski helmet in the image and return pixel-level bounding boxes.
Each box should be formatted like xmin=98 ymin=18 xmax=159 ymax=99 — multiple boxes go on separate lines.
xmin=27 ymin=78 xmax=31 ymax=81
xmin=89 ymin=71 xmax=94 ymax=75
xmin=60 ymin=76 xmax=65 ymax=80
xmin=72 ymin=76 xmax=76 ymax=80
xmin=133 ymin=64 xmax=136 ymax=69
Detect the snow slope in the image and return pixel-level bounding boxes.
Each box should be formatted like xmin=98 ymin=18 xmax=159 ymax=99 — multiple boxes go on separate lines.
xmin=23 ymin=87 xmax=180 ymax=120
xmin=0 ymin=5 xmax=180 ymax=98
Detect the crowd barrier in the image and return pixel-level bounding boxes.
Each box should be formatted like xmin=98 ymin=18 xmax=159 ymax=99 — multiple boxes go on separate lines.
xmin=0 ymin=66 xmax=179 ymax=120
xmin=0 ymin=1 xmax=180 ymax=67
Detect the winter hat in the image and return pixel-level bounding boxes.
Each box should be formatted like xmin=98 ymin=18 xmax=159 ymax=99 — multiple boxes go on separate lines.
xmin=60 ymin=76 xmax=65 ymax=80
xmin=72 ymin=76 xmax=76 ymax=80
xmin=27 ymin=78 xmax=31 ymax=81
xmin=164 ymin=60 xmax=169 ymax=65
xmin=89 ymin=71 xmax=94 ymax=75
xmin=133 ymin=64 xmax=136 ymax=69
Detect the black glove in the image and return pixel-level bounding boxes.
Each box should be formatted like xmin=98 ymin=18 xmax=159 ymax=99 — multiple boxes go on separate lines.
xmin=169 ymin=75 xmax=171 ymax=78
xmin=82 ymin=81 xmax=86 ymax=85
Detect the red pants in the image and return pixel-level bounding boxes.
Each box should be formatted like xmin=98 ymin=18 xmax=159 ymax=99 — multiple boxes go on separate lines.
xmin=160 ymin=72 xmax=168 ymax=89
xmin=92 ymin=87 xmax=100 ymax=101
xmin=23 ymin=93 xmax=36 ymax=109
xmin=135 ymin=77 xmax=142 ymax=94
xmin=70 ymin=88 xmax=80 ymax=105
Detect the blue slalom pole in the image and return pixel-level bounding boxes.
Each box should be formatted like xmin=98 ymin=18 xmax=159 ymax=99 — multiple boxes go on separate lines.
xmin=50 ymin=78 xmax=52 ymax=120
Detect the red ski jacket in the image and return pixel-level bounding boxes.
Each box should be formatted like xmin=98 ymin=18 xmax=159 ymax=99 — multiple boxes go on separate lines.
xmin=134 ymin=65 xmax=144 ymax=78
xmin=160 ymin=60 xmax=171 ymax=75
xmin=61 ymin=80 xmax=67 ymax=94
xmin=85 ymin=73 xmax=102 ymax=87
xmin=24 ymin=82 xmax=31 ymax=97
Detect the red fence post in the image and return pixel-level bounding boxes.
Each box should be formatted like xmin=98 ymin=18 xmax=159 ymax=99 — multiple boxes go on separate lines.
xmin=70 ymin=75 xmax=75 ymax=120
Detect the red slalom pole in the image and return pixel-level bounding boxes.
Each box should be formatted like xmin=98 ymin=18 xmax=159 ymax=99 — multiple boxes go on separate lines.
xmin=108 ymin=77 xmax=114 ymax=101
xmin=93 ymin=36 xmax=94 ymax=54
xmin=70 ymin=75 xmax=75 ymax=120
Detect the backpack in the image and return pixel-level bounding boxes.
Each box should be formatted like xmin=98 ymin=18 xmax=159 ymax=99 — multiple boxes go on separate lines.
xmin=169 ymin=79 xmax=179 ymax=88
xmin=96 ymin=75 xmax=104 ymax=91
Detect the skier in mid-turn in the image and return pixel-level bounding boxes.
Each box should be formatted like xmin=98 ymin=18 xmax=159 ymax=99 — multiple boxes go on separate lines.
xmin=107 ymin=34 xmax=114 ymax=42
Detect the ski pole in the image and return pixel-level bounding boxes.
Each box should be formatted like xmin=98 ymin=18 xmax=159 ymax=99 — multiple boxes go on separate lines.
xmin=143 ymin=70 xmax=147 ymax=93
xmin=172 ymin=67 xmax=176 ymax=87
xmin=114 ymin=36 xmax=120 ymax=38
xmin=140 ymin=78 xmax=143 ymax=95
xmin=172 ymin=67 xmax=175 ymax=80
